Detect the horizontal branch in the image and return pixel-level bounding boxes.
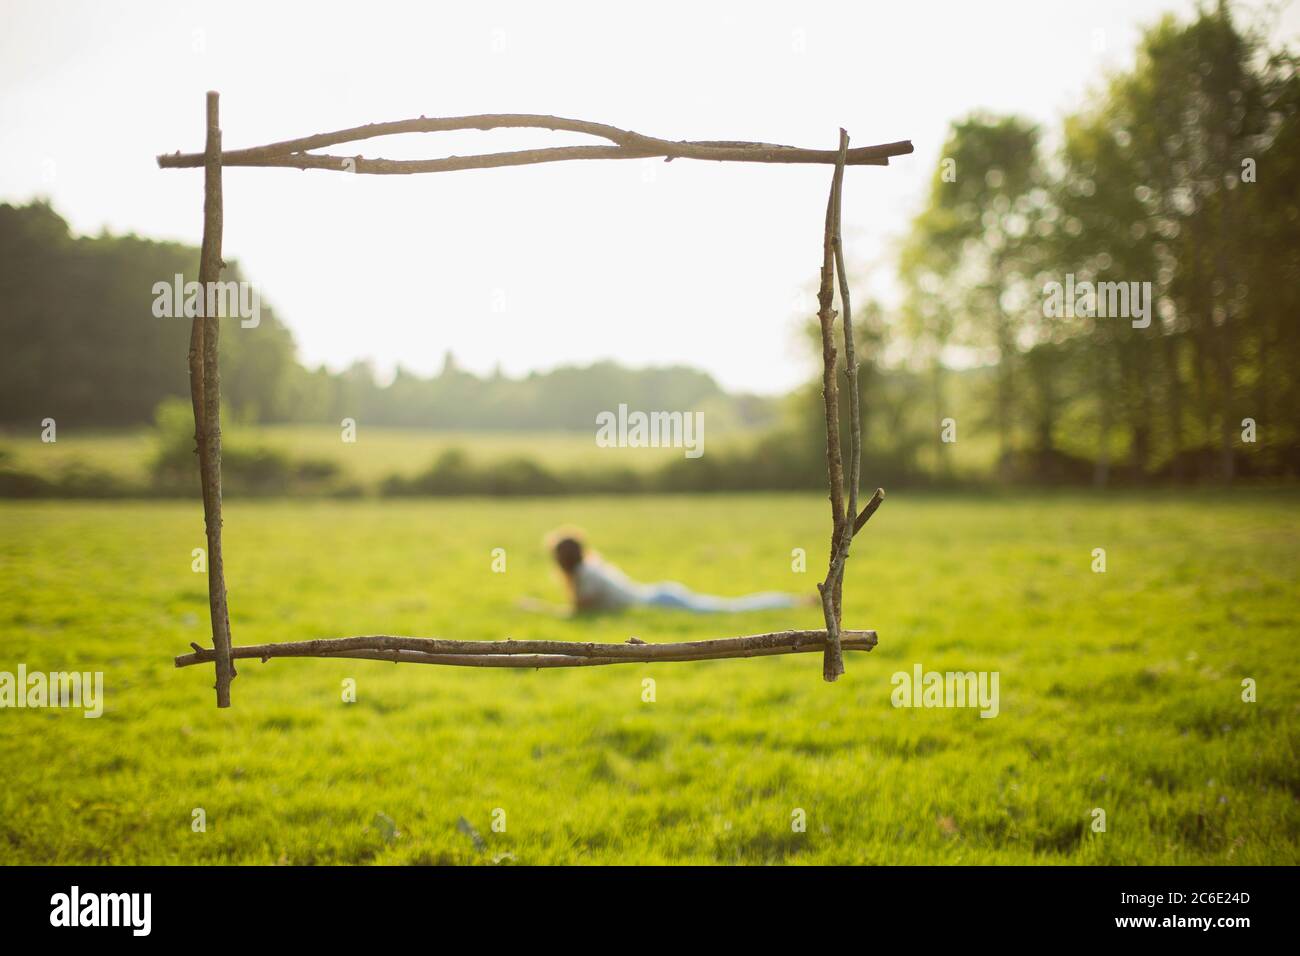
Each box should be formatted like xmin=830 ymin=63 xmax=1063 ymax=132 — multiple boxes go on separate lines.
xmin=175 ymin=629 xmax=877 ymax=669
xmin=197 ymin=145 xmax=659 ymax=176
xmin=156 ymin=112 xmax=913 ymax=175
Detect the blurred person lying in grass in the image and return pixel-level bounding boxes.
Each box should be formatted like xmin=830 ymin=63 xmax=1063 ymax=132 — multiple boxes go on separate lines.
xmin=529 ymin=528 xmax=815 ymax=615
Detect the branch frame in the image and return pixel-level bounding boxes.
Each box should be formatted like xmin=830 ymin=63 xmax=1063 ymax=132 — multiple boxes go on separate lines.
xmin=159 ymin=93 xmax=906 ymax=706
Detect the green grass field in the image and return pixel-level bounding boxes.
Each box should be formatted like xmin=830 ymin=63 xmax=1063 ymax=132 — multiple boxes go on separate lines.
xmin=0 ymin=425 xmax=765 ymax=488
xmin=1 ymin=490 xmax=1296 ymax=864
xmin=0 ymin=422 xmax=1002 ymax=491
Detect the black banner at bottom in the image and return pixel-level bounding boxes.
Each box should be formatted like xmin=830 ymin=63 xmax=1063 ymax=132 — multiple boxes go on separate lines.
xmin=0 ymin=865 xmax=1281 ymax=942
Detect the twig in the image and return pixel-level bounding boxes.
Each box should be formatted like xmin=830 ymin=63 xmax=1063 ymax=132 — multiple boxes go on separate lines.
xmin=852 ymin=488 xmax=886 ymax=537
xmin=174 ymin=630 xmax=878 ymax=669
xmin=831 ymin=129 xmax=861 ymax=623
xmin=195 ymin=92 xmax=235 ymax=708
xmin=156 ymin=113 xmax=913 ymax=175
xmin=815 ymin=134 xmax=851 ymax=682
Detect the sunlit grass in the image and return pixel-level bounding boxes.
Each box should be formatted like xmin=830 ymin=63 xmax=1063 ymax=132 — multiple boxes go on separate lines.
xmin=0 ymin=489 xmax=1296 ymax=863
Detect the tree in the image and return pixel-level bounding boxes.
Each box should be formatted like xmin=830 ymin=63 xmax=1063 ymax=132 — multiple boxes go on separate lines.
xmin=900 ymin=114 xmax=1050 ymax=477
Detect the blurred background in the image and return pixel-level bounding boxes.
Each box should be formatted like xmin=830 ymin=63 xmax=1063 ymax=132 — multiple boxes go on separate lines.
xmin=1 ymin=0 xmax=1297 ymax=495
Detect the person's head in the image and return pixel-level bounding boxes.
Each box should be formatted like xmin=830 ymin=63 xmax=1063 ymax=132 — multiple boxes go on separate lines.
xmin=552 ymin=536 xmax=584 ymax=574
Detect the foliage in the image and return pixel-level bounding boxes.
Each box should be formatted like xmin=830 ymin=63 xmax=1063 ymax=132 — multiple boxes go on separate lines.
xmin=897 ymin=4 xmax=1300 ymax=483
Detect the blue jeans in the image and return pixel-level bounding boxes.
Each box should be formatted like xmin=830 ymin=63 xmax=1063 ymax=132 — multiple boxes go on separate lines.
xmin=641 ymin=582 xmax=798 ymax=613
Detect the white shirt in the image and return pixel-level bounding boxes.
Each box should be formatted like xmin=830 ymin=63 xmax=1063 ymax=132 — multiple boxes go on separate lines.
xmin=572 ymin=559 xmax=645 ymax=610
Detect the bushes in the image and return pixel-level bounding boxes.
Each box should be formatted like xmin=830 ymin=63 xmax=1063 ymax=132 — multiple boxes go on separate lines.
xmin=384 ymin=449 xmax=567 ymax=497
xmin=150 ymin=397 xmax=343 ymax=497
xmin=0 ymin=462 xmax=131 ymax=498
xmin=386 ymin=436 xmax=833 ymax=496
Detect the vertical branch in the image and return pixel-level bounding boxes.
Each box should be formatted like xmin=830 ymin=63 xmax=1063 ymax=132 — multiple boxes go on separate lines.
xmin=831 ymin=128 xmax=861 ymax=615
xmin=196 ymin=91 xmax=235 ymax=708
xmin=815 ymin=134 xmax=850 ymax=682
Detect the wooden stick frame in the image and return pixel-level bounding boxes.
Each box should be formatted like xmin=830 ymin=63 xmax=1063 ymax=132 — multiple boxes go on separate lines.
xmin=160 ymin=92 xmax=908 ymax=707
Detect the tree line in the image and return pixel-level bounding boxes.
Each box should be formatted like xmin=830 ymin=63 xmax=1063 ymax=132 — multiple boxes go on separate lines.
xmin=891 ymin=3 xmax=1298 ymax=483
xmin=0 ymin=200 xmax=772 ymax=433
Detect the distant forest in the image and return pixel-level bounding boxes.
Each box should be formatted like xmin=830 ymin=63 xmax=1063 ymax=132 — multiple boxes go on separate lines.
xmin=0 ymin=199 xmax=775 ymax=433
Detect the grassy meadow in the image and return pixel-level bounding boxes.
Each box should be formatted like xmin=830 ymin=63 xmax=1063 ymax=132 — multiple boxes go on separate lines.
xmin=0 ymin=425 xmax=764 ymax=488
xmin=0 ymin=422 xmax=1004 ymax=493
xmin=0 ymin=489 xmax=1296 ymax=864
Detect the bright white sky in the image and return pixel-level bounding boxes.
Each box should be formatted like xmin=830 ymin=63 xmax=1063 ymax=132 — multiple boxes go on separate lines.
xmin=2 ymin=0 xmax=1296 ymax=394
